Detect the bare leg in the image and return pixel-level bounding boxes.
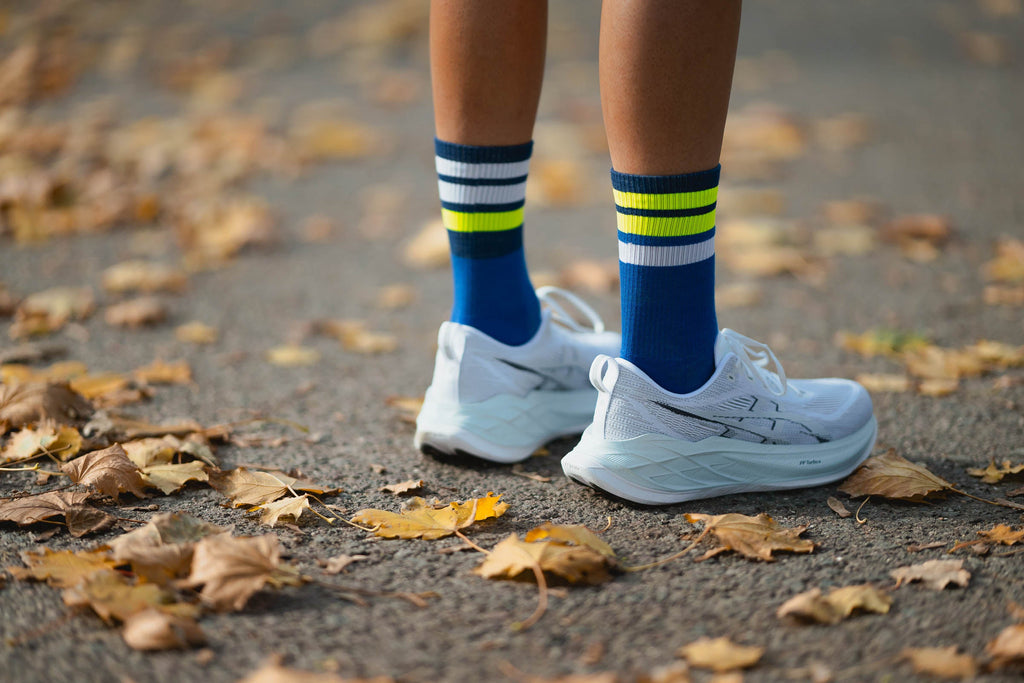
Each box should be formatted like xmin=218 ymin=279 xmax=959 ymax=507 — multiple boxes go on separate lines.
xmin=600 ymin=0 xmax=741 ymax=175
xmin=430 ymin=0 xmax=547 ymax=146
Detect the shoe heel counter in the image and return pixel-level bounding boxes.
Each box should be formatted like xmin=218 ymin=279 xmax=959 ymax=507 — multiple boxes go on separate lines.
xmin=426 ymin=323 xmax=466 ymax=404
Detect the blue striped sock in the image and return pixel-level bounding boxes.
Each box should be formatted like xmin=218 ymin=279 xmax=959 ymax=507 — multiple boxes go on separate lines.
xmin=436 ymin=139 xmax=540 ymax=346
xmin=614 ymin=165 xmax=721 ymax=393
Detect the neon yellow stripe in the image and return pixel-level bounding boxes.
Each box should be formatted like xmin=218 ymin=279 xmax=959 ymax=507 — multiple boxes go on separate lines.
xmin=616 ymin=210 xmax=717 ymax=236
xmin=441 ymin=207 xmax=524 ymax=233
xmin=613 ymin=187 xmax=718 ymax=211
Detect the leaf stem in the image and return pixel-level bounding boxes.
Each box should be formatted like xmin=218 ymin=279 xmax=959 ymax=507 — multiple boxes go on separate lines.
xmin=951 ymin=487 xmax=1023 ymax=510
xmin=621 ymin=527 xmax=711 ymax=572
xmin=454 ymin=529 xmax=490 ymax=555
xmin=855 ymin=496 xmax=870 ymax=524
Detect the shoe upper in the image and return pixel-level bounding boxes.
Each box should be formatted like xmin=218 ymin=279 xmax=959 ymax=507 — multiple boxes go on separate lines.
xmin=427 ymin=288 xmax=622 ymax=405
xmin=591 ymin=329 xmax=874 ymax=446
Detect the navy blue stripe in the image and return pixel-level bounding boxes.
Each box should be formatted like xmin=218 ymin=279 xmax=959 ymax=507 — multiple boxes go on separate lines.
xmin=617 ymin=226 xmax=715 ymax=247
xmin=448 ymin=226 xmax=524 ymax=259
xmin=614 ymin=202 xmax=716 ymax=218
xmin=437 ymin=173 xmax=529 ymax=187
xmin=610 ymin=164 xmax=720 ymax=193
xmin=435 ymin=138 xmax=533 ymax=164
xmin=440 ymin=199 xmax=525 ymax=213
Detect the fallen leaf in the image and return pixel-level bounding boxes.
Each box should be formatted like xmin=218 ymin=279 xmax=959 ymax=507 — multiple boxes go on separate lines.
xmin=977 ymin=524 xmax=1024 ymax=546
xmin=109 ymin=512 xmax=228 ymax=583
xmin=68 ymin=373 xmax=132 ymax=400
xmin=402 ymin=218 xmax=449 ymax=269
xmin=122 ymin=609 xmax=206 ymax=651
xmin=0 ymin=381 xmax=92 ymax=432
xmin=376 ymin=284 xmax=415 ymax=310
xmin=65 ymin=505 xmax=117 ymax=537
xmin=678 ymin=637 xmax=764 ymax=672
xmin=813 ymin=225 xmax=876 ymax=256
xmin=379 ymin=479 xmax=425 ymax=495
xmin=474 ymin=533 xmax=614 ymax=585
xmin=917 ymin=378 xmax=960 ymax=397
xmin=63 ymin=569 xmax=199 ymax=623
xmin=211 ymin=467 xmax=334 ymax=507
xmin=813 ymin=113 xmax=871 ymax=152
xmin=175 ymin=321 xmax=219 ymax=344
xmin=235 ymin=662 xmax=351 ymax=683
xmin=855 ymin=373 xmax=911 ymax=393
xmin=133 ymin=359 xmax=192 ymax=385
xmin=988 ymin=623 xmax=1024 ymax=669
xmin=310 ymin=319 xmax=398 ymax=354
xmin=637 ymin=661 xmax=691 ymax=683
xmin=777 ymin=584 xmax=891 ymax=624
xmin=683 ymin=512 xmax=815 ymax=561
xmin=385 ymin=395 xmax=422 ymax=423
xmin=8 ymin=548 xmax=117 ymax=587
xmin=907 ymin=541 xmax=947 ymax=552
xmin=984 ymin=238 xmax=1024 ymax=283
xmin=62 ymin=443 xmax=149 ymax=500
xmin=967 ymin=460 xmax=1024 ymax=484
xmin=960 ymin=31 xmax=1008 ymax=66
xmin=290 ymin=118 xmax=383 ymax=161
xmin=1 ymin=424 xmax=82 ymax=462
xmin=352 ymin=493 xmax=509 ymax=540
xmin=838 ymin=450 xmax=952 ymax=502
xmin=317 ymin=554 xmax=368 ymax=575
xmin=256 ymin=494 xmax=310 ymax=526
xmin=10 ymin=286 xmax=95 ymax=338
xmin=984 ymin=285 xmax=1024 ymax=306
xmin=104 ymin=296 xmax=168 ymax=327
xmin=0 ymin=360 xmax=87 ymax=386
xmin=524 ymin=523 xmax=616 ymax=559
xmin=836 ymin=329 xmax=931 ymax=358
xmin=181 ymin=533 xmax=303 ymax=611
xmin=826 ymin=496 xmax=852 ymax=518
xmin=266 ymin=345 xmax=320 ymax=367
xmin=141 ymin=461 xmax=209 ymax=495
xmin=0 ymin=490 xmax=92 ymax=526
xmin=891 ymin=559 xmax=970 ymax=590
xmin=102 ymin=260 xmax=188 ymax=294
xmin=900 ymin=646 xmax=977 ymax=679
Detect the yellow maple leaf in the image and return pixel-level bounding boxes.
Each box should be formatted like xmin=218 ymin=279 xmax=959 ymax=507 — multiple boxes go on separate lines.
xmin=0 ymin=424 xmax=82 ymax=463
xmin=62 ymin=570 xmax=199 ymax=624
xmin=524 ymin=522 xmax=616 ymax=559
xmin=181 ymin=533 xmax=303 ymax=611
xmin=8 ymin=548 xmax=117 ymax=587
xmin=352 ymin=493 xmax=508 ymax=540
xmin=677 ymin=636 xmax=764 ymax=672
xmin=133 ymin=359 xmax=193 ymax=385
xmin=684 ymin=512 xmax=816 ymax=561
xmin=900 ymin=646 xmax=978 ymax=679
xmin=141 ymin=461 xmax=209 ymax=495
xmin=891 ymin=559 xmax=970 ymax=590
xmin=838 ymin=449 xmax=952 ymax=501
xmin=967 ymin=459 xmax=1024 ymax=484
xmin=256 ymin=494 xmax=310 ymax=526
xmin=474 ymin=533 xmax=614 ymax=585
xmin=977 ymin=524 xmax=1024 ymax=546
xmin=211 ymin=467 xmax=334 ymax=507
xmin=777 ymin=584 xmax=892 ymax=624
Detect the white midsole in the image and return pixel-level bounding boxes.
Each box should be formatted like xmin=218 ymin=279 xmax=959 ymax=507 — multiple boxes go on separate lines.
xmin=561 ymin=417 xmax=878 ymax=504
xmin=414 ymin=387 xmax=597 ymax=464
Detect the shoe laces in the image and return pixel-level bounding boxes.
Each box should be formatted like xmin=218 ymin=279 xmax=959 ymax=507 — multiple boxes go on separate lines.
xmin=719 ymin=328 xmax=789 ymax=397
xmin=536 ymin=286 xmax=606 ymax=334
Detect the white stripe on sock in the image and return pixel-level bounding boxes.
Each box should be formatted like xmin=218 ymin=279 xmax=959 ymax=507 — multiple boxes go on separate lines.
xmin=618 ymin=235 xmax=715 ymax=267
xmin=437 ymin=180 xmax=527 ymax=205
xmin=435 ymin=156 xmax=531 ymax=180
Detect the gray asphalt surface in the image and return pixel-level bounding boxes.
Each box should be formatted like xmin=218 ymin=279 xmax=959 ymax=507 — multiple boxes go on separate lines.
xmin=2 ymin=1 xmax=1023 ymax=682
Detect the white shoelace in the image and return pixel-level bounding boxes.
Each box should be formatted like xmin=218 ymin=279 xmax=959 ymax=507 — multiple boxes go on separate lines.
xmin=536 ymin=286 xmax=606 ymax=334
xmin=719 ymin=328 xmax=789 ymax=397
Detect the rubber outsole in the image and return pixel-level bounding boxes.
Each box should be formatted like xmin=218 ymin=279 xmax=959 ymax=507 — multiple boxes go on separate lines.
xmin=561 ymin=417 xmax=878 ymax=505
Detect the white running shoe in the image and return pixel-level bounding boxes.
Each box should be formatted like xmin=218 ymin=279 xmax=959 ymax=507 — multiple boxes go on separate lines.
xmin=415 ymin=287 xmax=621 ymax=464
xmin=561 ymin=328 xmax=877 ymax=504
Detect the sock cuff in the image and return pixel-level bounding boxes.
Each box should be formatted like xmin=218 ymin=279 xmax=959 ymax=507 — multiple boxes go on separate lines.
xmin=435 ymin=138 xmax=533 ymax=164
xmin=610 ymin=164 xmax=720 ymax=194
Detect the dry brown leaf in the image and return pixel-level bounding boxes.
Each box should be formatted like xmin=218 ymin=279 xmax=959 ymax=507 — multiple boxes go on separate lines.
xmin=891 ymin=559 xmax=970 ymax=590
xmin=984 ymin=238 xmax=1024 ymax=283
xmin=10 ymin=286 xmax=95 ymax=338
xmin=826 ymin=496 xmax=852 ymax=518
xmin=678 ymin=637 xmax=764 ymax=672
xmin=384 ymin=395 xmax=422 ymax=424
xmin=256 ymin=494 xmax=310 ymax=526
xmin=176 ymin=321 xmax=219 ymax=345
xmin=109 ymin=511 xmax=228 ymax=584
xmin=122 ymin=436 xmax=179 ymax=467
xmin=917 ymin=378 xmax=960 ymax=397
xmin=836 ymin=329 xmax=931 ymax=358
xmin=474 ymin=533 xmax=614 ymax=585
xmin=977 ymin=524 xmax=1024 ymax=546
xmin=684 ymin=512 xmax=815 ymax=561
xmin=813 ymin=225 xmax=876 ymax=257
xmin=235 ymin=661 xmax=368 ymax=683
xmin=181 ymin=533 xmax=303 ymax=611
xmin=65 ymin=505 xmax=117 ymax=537
xmin=102 ymin=260 xmax=187 ymax=294
xmin=134 ymin=359 xmax=192 ymax=385
xmin=402 ymin=218 xmax=449 ymax=269
xmin=105 ymin=296 xmax=168 ymax=328
xmin=352 ymin=493 xmax=509 ymax=540
xmin=968 ymin=459 xmax=1024 ymax=484
xmin=900 ymin=646 xmax=977 ymax=679
xmin=379 ymin=479 xmax=425 ymax=496
xmin=524 ymin=523 xmax=616 ymax=559
xmin=141 ymin=461 xmax=209 ymax=495
xmin=838 ymin=450 xmax=952 ymax=501
xmin=317 ymin=554 xmax=368 ymax=575
xmin=0 ymin=381 xmax=92 ymax=432
xmin=988 ymin=624 xmax=1024 ymax=669
xmin=376 ymin=284 xmax=416 ymax=310
xmin=122 ymin=609 xmax=206 ymax=651
xmin=855 ymin=373 xmax=912 ymax=393
xmin=62 ymin=444 xmax=149 ymax=500
xmin=68 ymin=373 xmax=132 ymax=400
xmin=310 ymin=319 xmax=398 ymax=354
xmin=984 ymin=285 xmax=1024 ymax=306
xmin=211 ymin=467 xmax=334 ymax=507
xmin=0 ymin=490 xmax=92 ymax=526
xmin=0 ymin=360 xmax=88 ymax=386
xmin=777 ymin=584 xmax=891 ymax=624
xmin=1 ymin=424 xmax=82 ymax=462
xmin=266 ymin=345 xmax=320 ymax=367
xmin=100 ymin=415 xmax=204 ymax=441
xmin=63 ymin=569 xmax=199 ymax=623
xmin=8 ymin=548 xmax=117 ymax=587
